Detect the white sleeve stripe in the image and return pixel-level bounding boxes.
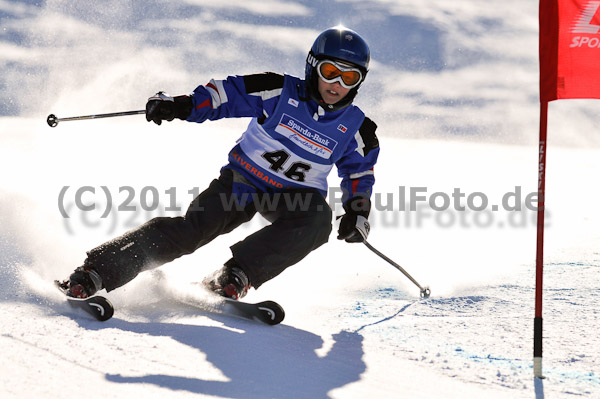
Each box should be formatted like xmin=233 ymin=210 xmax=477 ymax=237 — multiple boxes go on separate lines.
xmin=205 ymin=84 xmax=221 ymax=108
xmin=354 ymin=131 xmax=365 ymax=157
xmin=349 ymin=170 xmax=374 ymax=179
xmin=249 ymin=88 xmax=283 ymax=101
xmin=215 ymin=80 xmax=228 ymax=107
xmin=206 ymin=79 xmax=229 ymax=109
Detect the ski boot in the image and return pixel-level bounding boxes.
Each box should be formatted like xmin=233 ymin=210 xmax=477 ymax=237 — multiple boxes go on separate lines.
xmin=57 ymin=266 xmax=103 ymax=299
xmin=203 ymin=260 xmax=251 ymax=300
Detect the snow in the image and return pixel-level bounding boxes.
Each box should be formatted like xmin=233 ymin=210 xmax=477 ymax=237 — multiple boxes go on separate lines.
xmin=1 ymin=1 xmax=600 ymax=398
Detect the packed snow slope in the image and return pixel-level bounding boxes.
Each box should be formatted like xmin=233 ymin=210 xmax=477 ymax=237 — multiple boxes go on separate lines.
xmin=1 ymin=1 xmax=599 ymax=398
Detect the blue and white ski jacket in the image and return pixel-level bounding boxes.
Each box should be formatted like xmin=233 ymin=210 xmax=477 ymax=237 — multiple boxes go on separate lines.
xmin=186 ymin=73 xmax=379 ymax=205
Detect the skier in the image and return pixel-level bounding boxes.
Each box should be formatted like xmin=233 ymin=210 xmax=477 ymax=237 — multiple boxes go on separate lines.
xmin=58 ymin=26 xmax=380 ymax=301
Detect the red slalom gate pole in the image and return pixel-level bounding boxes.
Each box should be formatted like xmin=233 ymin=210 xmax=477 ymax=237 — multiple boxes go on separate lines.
xmin=534 ymin=100 xmax=548 ymax=379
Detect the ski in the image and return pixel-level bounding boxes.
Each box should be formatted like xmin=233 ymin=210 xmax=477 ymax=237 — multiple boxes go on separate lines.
xmin=216 ymin=297 xmax=285 ymax=325
xmin=54 ymin=280 xmax=114 ymax=322
xmin=150 ymin=271 xmax=285 ymax=325
xmin=187 ymin=282 xmax=285 ymax=325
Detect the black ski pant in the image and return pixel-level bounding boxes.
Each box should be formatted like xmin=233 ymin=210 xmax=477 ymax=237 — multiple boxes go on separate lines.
xmin=83 ymin=169 xmax=332 ymax=292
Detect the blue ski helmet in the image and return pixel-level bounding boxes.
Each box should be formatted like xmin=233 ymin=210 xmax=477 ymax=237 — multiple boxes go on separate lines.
xmin=305 ymin=26 xmax=370 ymax=111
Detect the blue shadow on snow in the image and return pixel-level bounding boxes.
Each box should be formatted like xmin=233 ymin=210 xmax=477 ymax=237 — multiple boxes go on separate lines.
xmin=87 ymin=315 xmax=365 ymax=399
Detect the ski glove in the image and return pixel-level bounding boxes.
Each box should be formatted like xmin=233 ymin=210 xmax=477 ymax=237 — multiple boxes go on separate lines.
xmin=146 ymin=91 xmax=193 ymax=125
xmin=337 ymin=197 xmax=371 ymax=243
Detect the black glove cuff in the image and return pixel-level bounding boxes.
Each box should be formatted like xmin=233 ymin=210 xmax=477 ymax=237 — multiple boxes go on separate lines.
xmin=343 ymin=196 xmax=371 ymax=219
xmin=173 ymin=95 xmax=193 ymax=120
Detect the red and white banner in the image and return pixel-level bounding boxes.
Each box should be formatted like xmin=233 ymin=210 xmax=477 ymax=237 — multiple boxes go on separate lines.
xmin=540 ymin=0 xmax=600 ymax=101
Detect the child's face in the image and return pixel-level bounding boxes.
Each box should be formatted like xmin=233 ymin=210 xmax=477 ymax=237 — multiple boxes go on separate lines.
xmin=317 ymin=78 xmax=350 ymax=105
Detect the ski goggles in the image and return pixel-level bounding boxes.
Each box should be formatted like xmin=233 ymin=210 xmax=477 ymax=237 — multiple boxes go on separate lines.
xmin=316 ymin=59 xmax=363 ymax=89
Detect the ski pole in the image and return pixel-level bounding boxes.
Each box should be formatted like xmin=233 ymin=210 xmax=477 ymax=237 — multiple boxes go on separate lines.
xmin=46 ymin=110 xmax=146 ymax=128
xmin=363 ymin=240 xmax=430 ymax=298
